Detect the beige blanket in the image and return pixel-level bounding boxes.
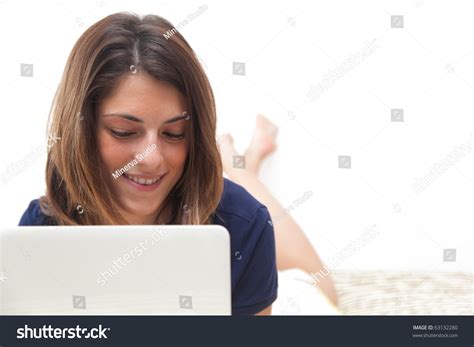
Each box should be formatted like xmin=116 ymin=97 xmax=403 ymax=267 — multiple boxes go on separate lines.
xmin=272 ymin=269 xmax=473 ymax=315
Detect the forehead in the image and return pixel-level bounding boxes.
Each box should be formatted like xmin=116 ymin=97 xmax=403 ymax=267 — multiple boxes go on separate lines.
xmin=97 ymin=72 xmax=187 ymax=121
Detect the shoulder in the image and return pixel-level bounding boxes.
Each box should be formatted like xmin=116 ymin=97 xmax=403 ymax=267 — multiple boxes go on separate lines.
xmin=18 ymin=198 xmax=57 ymax=226
xmin=213 ymin=179 xmax=272 ymax=248
xmin=215 ymin=178 xmax=267 ymax=223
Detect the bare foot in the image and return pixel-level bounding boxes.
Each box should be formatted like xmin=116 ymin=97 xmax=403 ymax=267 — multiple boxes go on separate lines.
xmin=244 ymin=114 xmax=278 ymax=174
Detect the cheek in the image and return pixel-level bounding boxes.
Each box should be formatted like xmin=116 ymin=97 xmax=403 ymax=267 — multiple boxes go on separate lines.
xmin=97 ymin=130 xmax=124 ymax=171
xmin=164 ymin=143 xmax=188 ymax=172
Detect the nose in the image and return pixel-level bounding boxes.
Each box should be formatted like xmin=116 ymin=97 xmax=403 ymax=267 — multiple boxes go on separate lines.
xmin=136 ymin=140 xmax=163 ymax=171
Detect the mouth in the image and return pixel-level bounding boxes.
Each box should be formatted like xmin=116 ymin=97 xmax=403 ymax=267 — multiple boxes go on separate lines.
xmin=123 ymin=173 xmax=166 ymax=191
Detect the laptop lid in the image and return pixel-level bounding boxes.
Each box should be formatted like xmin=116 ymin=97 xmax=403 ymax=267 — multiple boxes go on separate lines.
xmin=0 ymin=225 xmax=231 ymax=315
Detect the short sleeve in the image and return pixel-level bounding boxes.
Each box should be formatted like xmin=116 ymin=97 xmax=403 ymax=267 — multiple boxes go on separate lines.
xmin=19 ymin=200 xmax=36 ymax=225
xmin=19 ymin=199 xmax=55 ymax=226
xmin=232 ymin=206 xmax=278 ymax=315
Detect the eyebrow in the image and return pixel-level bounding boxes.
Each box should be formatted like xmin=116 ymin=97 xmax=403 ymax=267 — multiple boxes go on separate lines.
xmin=102 ymin=113 xmax=189 ymax=124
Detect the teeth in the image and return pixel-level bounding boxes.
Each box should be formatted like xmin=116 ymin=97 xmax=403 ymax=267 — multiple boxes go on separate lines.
xmin=125 ymin=174 xmax=161 ymax=185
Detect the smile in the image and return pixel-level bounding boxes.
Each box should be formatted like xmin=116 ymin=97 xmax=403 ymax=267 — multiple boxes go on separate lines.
xmin=124 ymin=173 xmax=164 ymax=186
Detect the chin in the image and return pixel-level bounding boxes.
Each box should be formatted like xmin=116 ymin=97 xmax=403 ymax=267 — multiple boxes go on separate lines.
xmin=120 ymin=200 xmax=160 ymax=217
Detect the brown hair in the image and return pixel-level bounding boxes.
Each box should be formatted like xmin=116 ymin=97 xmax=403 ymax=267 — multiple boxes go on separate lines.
xmin=41 ymin=12 xmax=223 ymax=225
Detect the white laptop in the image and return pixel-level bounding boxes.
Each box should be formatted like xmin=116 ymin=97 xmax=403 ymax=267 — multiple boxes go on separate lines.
xmin=0 ymin=225 xmax=231 ymax=315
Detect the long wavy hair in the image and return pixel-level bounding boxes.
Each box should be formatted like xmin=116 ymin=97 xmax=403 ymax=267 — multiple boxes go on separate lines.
xmin=40 ymin=12 xmax=223 ymax=225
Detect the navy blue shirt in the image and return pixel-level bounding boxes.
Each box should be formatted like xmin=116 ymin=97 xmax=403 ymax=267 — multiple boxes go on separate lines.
xmin=18 ymin=178 xmax=278 ymax=315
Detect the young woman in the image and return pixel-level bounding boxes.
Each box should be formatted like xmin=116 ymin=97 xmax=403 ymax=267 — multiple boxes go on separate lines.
xmin=18 ymin=12 xmax=277 ymax=315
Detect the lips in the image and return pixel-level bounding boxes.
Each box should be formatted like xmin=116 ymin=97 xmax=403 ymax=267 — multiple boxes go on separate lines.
xmin=124 ymin=173 xmax=163 ymax=186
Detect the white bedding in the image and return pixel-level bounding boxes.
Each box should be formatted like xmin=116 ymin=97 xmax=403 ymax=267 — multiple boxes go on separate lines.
xmin=272 ymin=269 xmax=341 ymax=315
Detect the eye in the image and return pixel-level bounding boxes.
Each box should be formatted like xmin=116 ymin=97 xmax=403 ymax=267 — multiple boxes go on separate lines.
xmin=110 ymin=130 xmax=136 ymax=138
xmin=163 ymin=132 xmax=185 ymax=141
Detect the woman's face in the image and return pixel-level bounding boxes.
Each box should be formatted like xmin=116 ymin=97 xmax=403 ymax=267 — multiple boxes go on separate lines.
xmin=96 ymin=72 xmax=189 ymax=224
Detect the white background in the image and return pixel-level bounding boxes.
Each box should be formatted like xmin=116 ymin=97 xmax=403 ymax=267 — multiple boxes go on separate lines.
xmin=0 ymin=0 xmax=472 ymax=273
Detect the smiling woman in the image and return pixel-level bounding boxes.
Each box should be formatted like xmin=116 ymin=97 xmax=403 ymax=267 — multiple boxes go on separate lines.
xmin=36 ymin=13 xmax=222 ymax=226
xmin=18 ymin=12 xmax=278 ymax=315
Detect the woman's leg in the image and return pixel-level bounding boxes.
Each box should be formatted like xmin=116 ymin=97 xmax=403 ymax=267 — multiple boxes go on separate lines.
xmin=219 ymin=115 xmax=338 ymax=305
